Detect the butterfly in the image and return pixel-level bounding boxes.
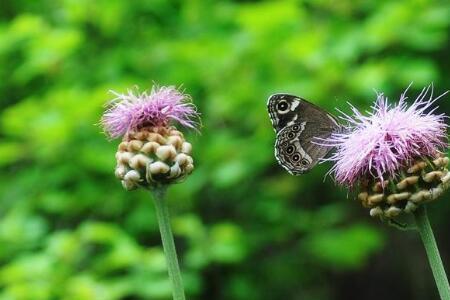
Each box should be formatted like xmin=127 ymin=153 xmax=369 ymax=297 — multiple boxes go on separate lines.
xmin=267 ymin=94 xmax=340 ymax=175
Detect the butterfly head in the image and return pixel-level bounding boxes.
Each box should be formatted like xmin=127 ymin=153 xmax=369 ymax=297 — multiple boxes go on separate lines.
xmin=267 ymin=94 xmax=303 ymax=133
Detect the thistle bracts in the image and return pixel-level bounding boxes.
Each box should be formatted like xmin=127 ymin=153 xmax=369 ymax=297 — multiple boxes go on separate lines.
xmin=115 ymin=126 xmax=194 ymax=190
xmin=359 ymin=153 xmax=450 ymax=218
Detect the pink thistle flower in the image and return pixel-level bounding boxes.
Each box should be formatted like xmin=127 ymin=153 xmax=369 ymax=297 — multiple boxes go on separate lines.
xmin=101 ymin=85 xmax=199 ymax=139
xmin=324 ymin=85 xmax=448 ymax=187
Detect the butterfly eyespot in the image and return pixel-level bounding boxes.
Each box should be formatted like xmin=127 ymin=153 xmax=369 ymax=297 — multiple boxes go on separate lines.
xmin=292 ymin=154 xmax=300 ymax=162
xmin=286 ymin=145 xmax=294 ymax=154
xmin=287 ymin=132 xmax=295 ymax=139
xmin=300 ymin=159 xmax=309 ymax=166
xmin=277 ymin=101 xmax=289 ymax=113
xmin=292 ymin=125 xmax=300 ymax=131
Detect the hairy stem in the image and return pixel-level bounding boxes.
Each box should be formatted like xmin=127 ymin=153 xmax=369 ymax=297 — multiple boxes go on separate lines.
xmin=413 ymin=205 xmax=450 ymax=300
xmin=152 ymin=187 xmax=186 ymax=300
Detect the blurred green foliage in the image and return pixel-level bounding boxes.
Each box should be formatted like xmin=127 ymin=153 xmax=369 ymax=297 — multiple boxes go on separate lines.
xmin=0 ymin=0 xmax=449 ymax=299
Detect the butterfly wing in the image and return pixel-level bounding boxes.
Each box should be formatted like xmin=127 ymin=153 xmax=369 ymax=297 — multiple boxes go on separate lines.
xmin=268 ymin=94 xmax=340 ymax=174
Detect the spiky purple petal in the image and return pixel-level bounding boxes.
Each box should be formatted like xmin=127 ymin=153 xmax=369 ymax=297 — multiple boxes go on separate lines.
xmin=324 ymin=85 xmax=448 ymax=186
xmin=101 ymin=85 xmax=199 ymax=139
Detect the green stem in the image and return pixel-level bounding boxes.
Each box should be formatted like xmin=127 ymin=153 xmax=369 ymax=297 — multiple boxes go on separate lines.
xmin=152 ymin=187 xmax=186 ymax=300
xmin=413 ymin=205 xmax=450 ymax=300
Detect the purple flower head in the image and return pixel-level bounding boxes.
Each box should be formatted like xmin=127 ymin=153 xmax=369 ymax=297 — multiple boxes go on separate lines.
xmin=101 ymin=85 xmax=199 ymax=139
xmin=324 ymin=85 xmax=448 ymax=186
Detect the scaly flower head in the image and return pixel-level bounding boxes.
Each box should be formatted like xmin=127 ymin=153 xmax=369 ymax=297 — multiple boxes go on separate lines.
xmin=326 ymin=86 xmax=448 ymax=186
xmin=100 ymin=84 xmax=198 ymax=190
xmin=101 ymin=85 xmax=199 ymax=139
xmin=324 ymin=86 xmax=450 ymax=218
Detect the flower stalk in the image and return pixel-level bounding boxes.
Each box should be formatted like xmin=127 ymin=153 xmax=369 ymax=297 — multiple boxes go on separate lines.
xmin=152 ymin=187 xmax=186 ymax=300
xmin=413 ymin=205 xmax=450 ymax=300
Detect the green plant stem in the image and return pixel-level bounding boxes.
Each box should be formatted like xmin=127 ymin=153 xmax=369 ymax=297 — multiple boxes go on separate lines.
xmin=152 ymin=187 xmax=186 ymax=300
xmin=413 ymin=205 xmax=450 ymax=300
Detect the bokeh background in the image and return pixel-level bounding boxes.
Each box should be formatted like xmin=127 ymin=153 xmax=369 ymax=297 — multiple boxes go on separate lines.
xmin=0 ymin=0 xmax=449 ymax=299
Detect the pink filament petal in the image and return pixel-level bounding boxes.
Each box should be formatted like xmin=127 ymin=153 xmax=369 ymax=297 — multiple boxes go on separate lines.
xmin=324 ymin=85 xmax=448 ymax=186
xmin=101 ymin=85 xmax=199 ymax=139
